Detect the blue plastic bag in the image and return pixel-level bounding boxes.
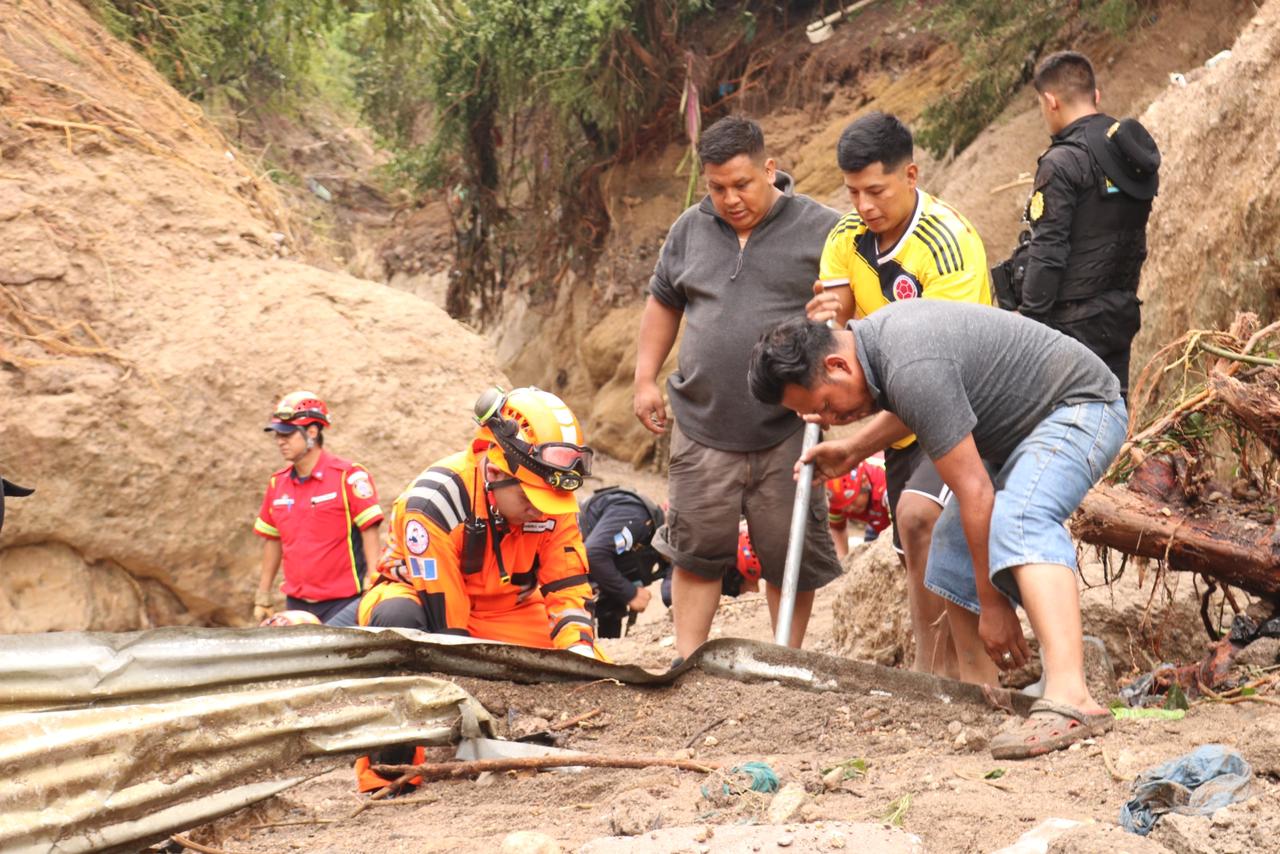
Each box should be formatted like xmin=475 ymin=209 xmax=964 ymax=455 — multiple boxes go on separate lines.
xmin=1119 ymin=744 xmax=1254 ymax=835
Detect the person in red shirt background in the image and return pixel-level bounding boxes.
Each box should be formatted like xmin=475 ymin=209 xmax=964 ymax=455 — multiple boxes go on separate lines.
xmin=253 ymin=391 xmax=383 ymax=626
xmin=825 ymin=453 xmax=890 ymax=559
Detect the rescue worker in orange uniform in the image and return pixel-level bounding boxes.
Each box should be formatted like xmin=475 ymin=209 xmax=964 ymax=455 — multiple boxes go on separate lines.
xmin=353 ymin=386 xmax=602 ymax=793
xmin=825 ymin=453 xmax=891 ymax=558
xmin=357 ymin=386 xmax=600 ymax=651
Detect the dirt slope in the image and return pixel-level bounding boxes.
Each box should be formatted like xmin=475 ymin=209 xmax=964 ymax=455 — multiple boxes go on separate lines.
xmin=0 ymin=0 xmax=506 ymax=631
xmin=1130 ymin=2 xmax=1280 ymax=382
xmin=496 ymin=0 xmax=1256 ymax=464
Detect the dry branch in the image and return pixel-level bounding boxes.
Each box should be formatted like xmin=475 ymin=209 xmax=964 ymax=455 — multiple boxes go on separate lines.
xmin=374 ymin=753 xmax=720 ymax=782
xmin=1211 ymin=368 xmax=1280 ymax=456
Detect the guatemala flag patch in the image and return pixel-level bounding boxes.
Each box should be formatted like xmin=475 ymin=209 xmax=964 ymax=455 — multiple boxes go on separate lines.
xmin=613 ymin=526 xmax=635 ymax=554
xmin=408 ymin=557 xmax=438 ymax=581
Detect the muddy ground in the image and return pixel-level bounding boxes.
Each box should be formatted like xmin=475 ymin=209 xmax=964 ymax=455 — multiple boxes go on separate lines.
xmin=184 ymin=556 xmax=1280 ymax=853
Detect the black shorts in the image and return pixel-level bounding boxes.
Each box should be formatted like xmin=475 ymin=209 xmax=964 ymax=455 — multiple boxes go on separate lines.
xmin=883 ymin=442 xmax=950 ymax=553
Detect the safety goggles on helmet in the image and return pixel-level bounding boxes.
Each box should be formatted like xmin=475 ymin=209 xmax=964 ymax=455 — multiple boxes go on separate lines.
xmin=524 ymin=442 xmax=594 ymax=490
xmin=272 ymin=405 xmax=327 ymax=424
xmin=474 ymin=388 xmax=594 ymax=491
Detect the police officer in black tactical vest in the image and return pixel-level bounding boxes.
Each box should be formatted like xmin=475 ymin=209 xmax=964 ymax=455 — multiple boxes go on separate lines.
xmin=578 ymin=486 xmax=671 ymax=638
xmin=993 ymin=51 xmax=1160 ymax=397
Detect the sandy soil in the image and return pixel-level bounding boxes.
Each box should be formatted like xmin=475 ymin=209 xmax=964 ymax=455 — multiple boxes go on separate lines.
xmin=185 ymin=530 xmax=1280 ymax=853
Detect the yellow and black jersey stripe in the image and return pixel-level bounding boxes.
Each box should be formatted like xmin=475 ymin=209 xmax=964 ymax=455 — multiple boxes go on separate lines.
xmin=819 ymin=189 xmax=992 ymax=317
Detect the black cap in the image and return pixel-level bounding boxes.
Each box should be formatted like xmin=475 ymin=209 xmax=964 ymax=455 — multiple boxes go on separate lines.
xmin=1087 ymin=117 xmax=1160 ymax=200
xmin=264 ymin=421 xmax=301 ymax=434
xmin=2 ymin=478 xmax=33 ymax=497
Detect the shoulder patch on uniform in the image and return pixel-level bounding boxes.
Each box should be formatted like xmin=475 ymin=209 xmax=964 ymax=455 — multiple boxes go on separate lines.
xmin=405 ymin=519 xmax=429 ymax=554
xmin=1029 ymin=191 xmax=1045 ymax=221
xmin=347 ymin=469 xmax=370 ymax=484
xmin=613 ymin=526 xmax=635 ymax=554
xmin=522 ymin=519 xmax=557 ymax=533
xmin=404 ymin=466 xmax=469 ymax=531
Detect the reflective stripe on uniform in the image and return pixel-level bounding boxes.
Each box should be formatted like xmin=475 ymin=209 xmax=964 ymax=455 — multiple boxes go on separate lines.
xmin=352 ymin=505 xmax=384 ymax=529
xmin=254 ymin=517 xmax=280 ymax=538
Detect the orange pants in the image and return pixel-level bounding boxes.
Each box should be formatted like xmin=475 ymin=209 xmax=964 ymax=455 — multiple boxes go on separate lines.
xmin=355 ymin=745 xmax=427 ymax=794
xmin=356 ymin=581 xmax=555 ymax=648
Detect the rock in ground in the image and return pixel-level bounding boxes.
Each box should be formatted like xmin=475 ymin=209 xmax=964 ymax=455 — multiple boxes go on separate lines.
xmin=577 ymin=821 xmax=924 ymax=853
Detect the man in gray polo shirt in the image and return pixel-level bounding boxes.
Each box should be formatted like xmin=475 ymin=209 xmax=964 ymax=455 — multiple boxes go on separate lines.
xmin=748 ymin=301 xmax=1126 ymax=759
xmin=633 ymin=116 xmax=842 ymax=659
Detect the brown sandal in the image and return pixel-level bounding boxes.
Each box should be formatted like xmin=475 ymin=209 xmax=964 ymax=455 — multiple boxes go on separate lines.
xmin=990 ymin=699 xmax=1113 ymax=760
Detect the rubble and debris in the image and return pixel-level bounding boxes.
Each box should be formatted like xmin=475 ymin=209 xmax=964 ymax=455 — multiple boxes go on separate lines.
xmin=1119 ymin=745 xmax=1255 ymax=835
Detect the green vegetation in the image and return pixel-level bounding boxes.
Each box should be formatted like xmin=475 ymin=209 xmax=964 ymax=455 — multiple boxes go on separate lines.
xmin=79 ymin=0 xmax=747 ymax=321
xmin=79 ymin=1 xmax=341 ymax=102
xmin=915 ymin=0 xmax=1147 ymax=158
xmin=79 ymin=0 xmax=1156 ymax=317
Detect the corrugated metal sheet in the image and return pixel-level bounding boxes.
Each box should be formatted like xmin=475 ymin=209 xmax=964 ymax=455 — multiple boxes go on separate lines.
xmin=0 ymin=626 xmax=1021 ymax=852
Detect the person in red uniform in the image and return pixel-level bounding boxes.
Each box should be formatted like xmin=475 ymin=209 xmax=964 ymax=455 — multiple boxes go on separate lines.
xmin=825 ymin=453 xmax=891 ymax=559
xmin=353 ymin=386 xmax=602 ymax=793
xmin=253 ymin=391 xmax=384 ymax=627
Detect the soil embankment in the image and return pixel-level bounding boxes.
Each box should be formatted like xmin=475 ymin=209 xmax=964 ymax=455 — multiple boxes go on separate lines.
xmin=492 ymin=0 xmax=1258 ymax=466
xmin=0 ymin=0 xmax=506 ymax=631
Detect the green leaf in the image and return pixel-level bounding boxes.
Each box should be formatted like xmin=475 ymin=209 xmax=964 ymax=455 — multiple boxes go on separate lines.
xmin=882 ymin=793 xmax=912 ymax=827
xmin=983 ymin=768 xmax=1005 ymax=779
xmin=1164 ymin=683 xmax=1190 ymax=711
xmin=1241 ymin=687 xmax=1257 ymax=697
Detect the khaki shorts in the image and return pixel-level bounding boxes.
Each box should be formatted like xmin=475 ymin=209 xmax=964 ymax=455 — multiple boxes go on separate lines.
xmin=653 ymin=422 xmax=842 ymax=592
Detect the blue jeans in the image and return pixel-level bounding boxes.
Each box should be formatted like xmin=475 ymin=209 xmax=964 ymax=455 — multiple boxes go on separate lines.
xmin=924 ymin=399 xmax=1128 ymax=613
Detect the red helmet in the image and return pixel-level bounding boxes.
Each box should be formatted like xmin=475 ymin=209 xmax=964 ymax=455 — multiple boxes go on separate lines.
xmin=265 ymin=390 xmax=330 ymax=433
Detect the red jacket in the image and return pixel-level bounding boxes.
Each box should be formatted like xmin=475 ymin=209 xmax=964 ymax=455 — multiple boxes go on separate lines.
xmin=254 ymin=450 xmax=383 ymax=601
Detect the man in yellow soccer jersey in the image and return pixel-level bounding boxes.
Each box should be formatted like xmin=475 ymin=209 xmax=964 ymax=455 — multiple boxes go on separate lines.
xmin=808 ymin=111 xmax=991 ymax=678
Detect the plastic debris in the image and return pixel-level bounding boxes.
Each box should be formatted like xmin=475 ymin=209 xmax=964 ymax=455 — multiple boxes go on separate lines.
xmin=1110 ymin=708 xmax=1186 ymax=721
xmin=1119 ymin=745 xmax=1254 ymax=835
xmin=700 ymin=760 xmax=779 ymax=800
xmin=306 ymin=177 xmax=333 ymax=202
xmin=1204 ymin=49 xmax=1232 ymax=68
xmin=991 ymin=818 xmax=1090 ymax=854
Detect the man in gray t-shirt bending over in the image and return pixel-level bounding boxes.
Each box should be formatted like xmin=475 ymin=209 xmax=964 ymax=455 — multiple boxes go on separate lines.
xmin=749 ymin=301 xmax=1126 ymax=760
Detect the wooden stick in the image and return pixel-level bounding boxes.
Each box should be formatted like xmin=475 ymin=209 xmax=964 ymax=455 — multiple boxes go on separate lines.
xmin=170 ymin=834 xmax=246 ymax=854
xmin=375 ymin=754 xmax=721 ymax=782
xmin=567 ymin=677 xmax=623 ymax=695
xmin=1199 ymin=341 xmax=1280 ymax=366
xmin=549 ymin=707 xmax=603 ymax=731
xmin=988 ymin=175 xmax=1034 ymax=194
xmin=1100 ymin=746 xmax=1127 ymax=782
xmin=352 ymin=793 xmax=441 ymax=809
xmin=685 ymin=716 xmax=728 ymax=749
